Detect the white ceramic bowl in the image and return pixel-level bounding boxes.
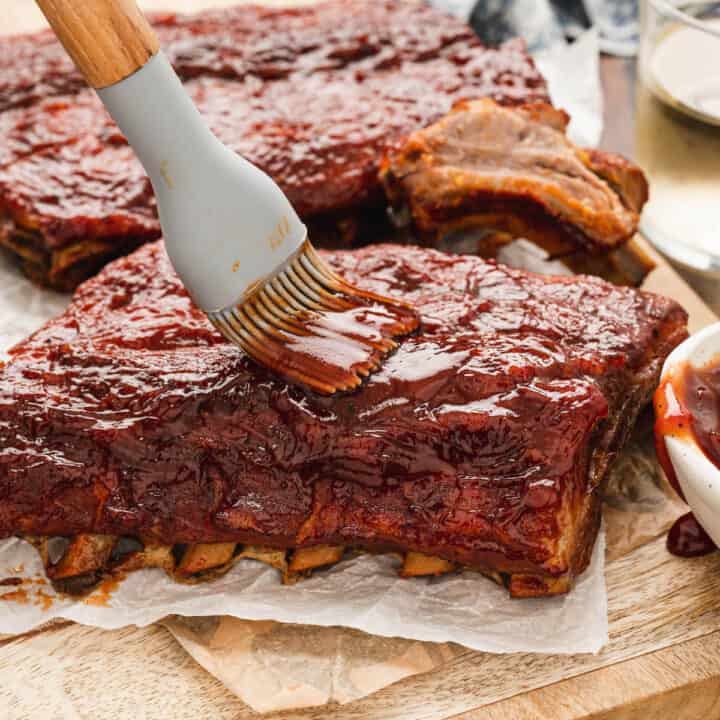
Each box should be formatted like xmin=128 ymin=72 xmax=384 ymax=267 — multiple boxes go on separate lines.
xmin=657 ymin=321 xmax=720 ymax=547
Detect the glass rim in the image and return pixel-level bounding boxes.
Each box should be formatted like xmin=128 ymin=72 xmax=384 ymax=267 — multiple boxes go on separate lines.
xmin=649 ymin=0 xmax=720 ymax=38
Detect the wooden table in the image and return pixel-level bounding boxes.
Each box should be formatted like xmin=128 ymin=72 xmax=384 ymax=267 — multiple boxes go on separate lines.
xmin=2 ymin=4 xmax=720 ymax=719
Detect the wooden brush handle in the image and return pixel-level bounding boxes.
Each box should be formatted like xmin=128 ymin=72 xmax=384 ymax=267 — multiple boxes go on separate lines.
xmin=35 ymin=0 xmax=160 ymax=89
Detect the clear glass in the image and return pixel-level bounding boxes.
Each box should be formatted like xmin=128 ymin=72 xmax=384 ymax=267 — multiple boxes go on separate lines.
xmin=637 ymin=0 xmax=720 ymax=282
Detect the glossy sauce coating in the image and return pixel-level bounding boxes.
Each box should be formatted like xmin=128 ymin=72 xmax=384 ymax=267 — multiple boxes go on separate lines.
xmin=0 ymin=3 xmax=548 ymax=113
xmin=654 ymin=359 xmax=720 ymax=557
xmin=258 ymin=301 xmax=418 ymax=393
xmin=0 ymin=243 xmax=687 ymax=581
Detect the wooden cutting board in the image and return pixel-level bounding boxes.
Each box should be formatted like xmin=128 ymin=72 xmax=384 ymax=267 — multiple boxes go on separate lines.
xmin=2 ymin=3 xmax=720 ymax=719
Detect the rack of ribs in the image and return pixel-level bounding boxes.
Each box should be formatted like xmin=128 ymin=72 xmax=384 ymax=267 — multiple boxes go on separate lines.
xmin=0 ymin=242 xmax=687 ymax=597
xmin=0 ymin=0 xmax=648 ymax=290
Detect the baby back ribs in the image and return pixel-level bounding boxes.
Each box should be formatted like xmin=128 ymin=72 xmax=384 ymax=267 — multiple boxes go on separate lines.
xmin=380 ymin=98 xmax=649 ymax=256
xmin=0 ymin=0 xmax=549 ymax=290
xmin=0 ymin=242 xmax=687 ymax=597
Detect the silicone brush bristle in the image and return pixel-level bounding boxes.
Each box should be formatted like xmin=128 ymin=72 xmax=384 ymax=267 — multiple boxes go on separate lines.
xmin=209 ymin=242 xmax=420 ymax=394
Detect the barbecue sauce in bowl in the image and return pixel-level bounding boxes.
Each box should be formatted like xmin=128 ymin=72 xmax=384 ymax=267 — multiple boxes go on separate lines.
xmin=654 ymin=359 xmax=720 ymax=557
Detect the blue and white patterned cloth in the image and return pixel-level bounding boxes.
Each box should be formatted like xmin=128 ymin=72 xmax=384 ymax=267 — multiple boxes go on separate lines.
xmin=432 ymin=0 xmax=640 ymax=56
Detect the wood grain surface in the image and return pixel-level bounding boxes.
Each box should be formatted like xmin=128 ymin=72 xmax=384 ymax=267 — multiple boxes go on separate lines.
xmin=2 ymin=3 xmax=719 ymax=720
xmin=2 ymin=535 xmax=719 ymax=719
xmin=35 ymin=0 xmax=160 ymax=88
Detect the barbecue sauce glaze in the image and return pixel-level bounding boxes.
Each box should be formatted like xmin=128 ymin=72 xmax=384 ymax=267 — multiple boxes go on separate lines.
xmin=0 ymin=243 xmax=687 ymax=583
xmin=654 ymin=359 xmax=720 ymax=557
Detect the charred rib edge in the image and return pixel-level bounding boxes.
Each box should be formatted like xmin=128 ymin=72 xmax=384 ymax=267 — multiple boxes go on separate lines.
xmin=17 ymin=535 xmax=568 ymax=599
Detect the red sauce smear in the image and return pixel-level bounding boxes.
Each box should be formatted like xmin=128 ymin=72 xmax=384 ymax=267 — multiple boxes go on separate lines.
xmin=34 ymin=588 xmax=54 ymax=612
xmin=0 ymin=588 xmax=28 ymax=604
xmin=0 ymin=577 xmax=57 ymax=610
xmin=654 ymin=359 xmax=720 ymax=558
xmin=0 ymin=577 xmax=22 ymax=587
xmin=83 ymin=574 xmax=124 ymax=607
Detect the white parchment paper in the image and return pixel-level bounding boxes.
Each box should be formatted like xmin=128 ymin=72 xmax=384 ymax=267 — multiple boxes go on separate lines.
xmin=0 ymin=255 xmax=70 ymax=359
xmin=535 ymin=29 xmax=603 ymax=148
xmin=0 ymin=534 xmax=608 ymax=652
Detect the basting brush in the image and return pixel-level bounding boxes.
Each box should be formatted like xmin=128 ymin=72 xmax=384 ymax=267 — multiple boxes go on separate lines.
xmin=35 ymin=0 xmax=419 ymax=394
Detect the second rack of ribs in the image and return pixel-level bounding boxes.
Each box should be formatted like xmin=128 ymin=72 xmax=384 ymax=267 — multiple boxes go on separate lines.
xmin=0 ymin=0 xmax=646 ymax=289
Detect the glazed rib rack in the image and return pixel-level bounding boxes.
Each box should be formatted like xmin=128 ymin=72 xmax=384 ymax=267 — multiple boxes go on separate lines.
xmin=0 ymin=242 xmax=687 ymax=598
